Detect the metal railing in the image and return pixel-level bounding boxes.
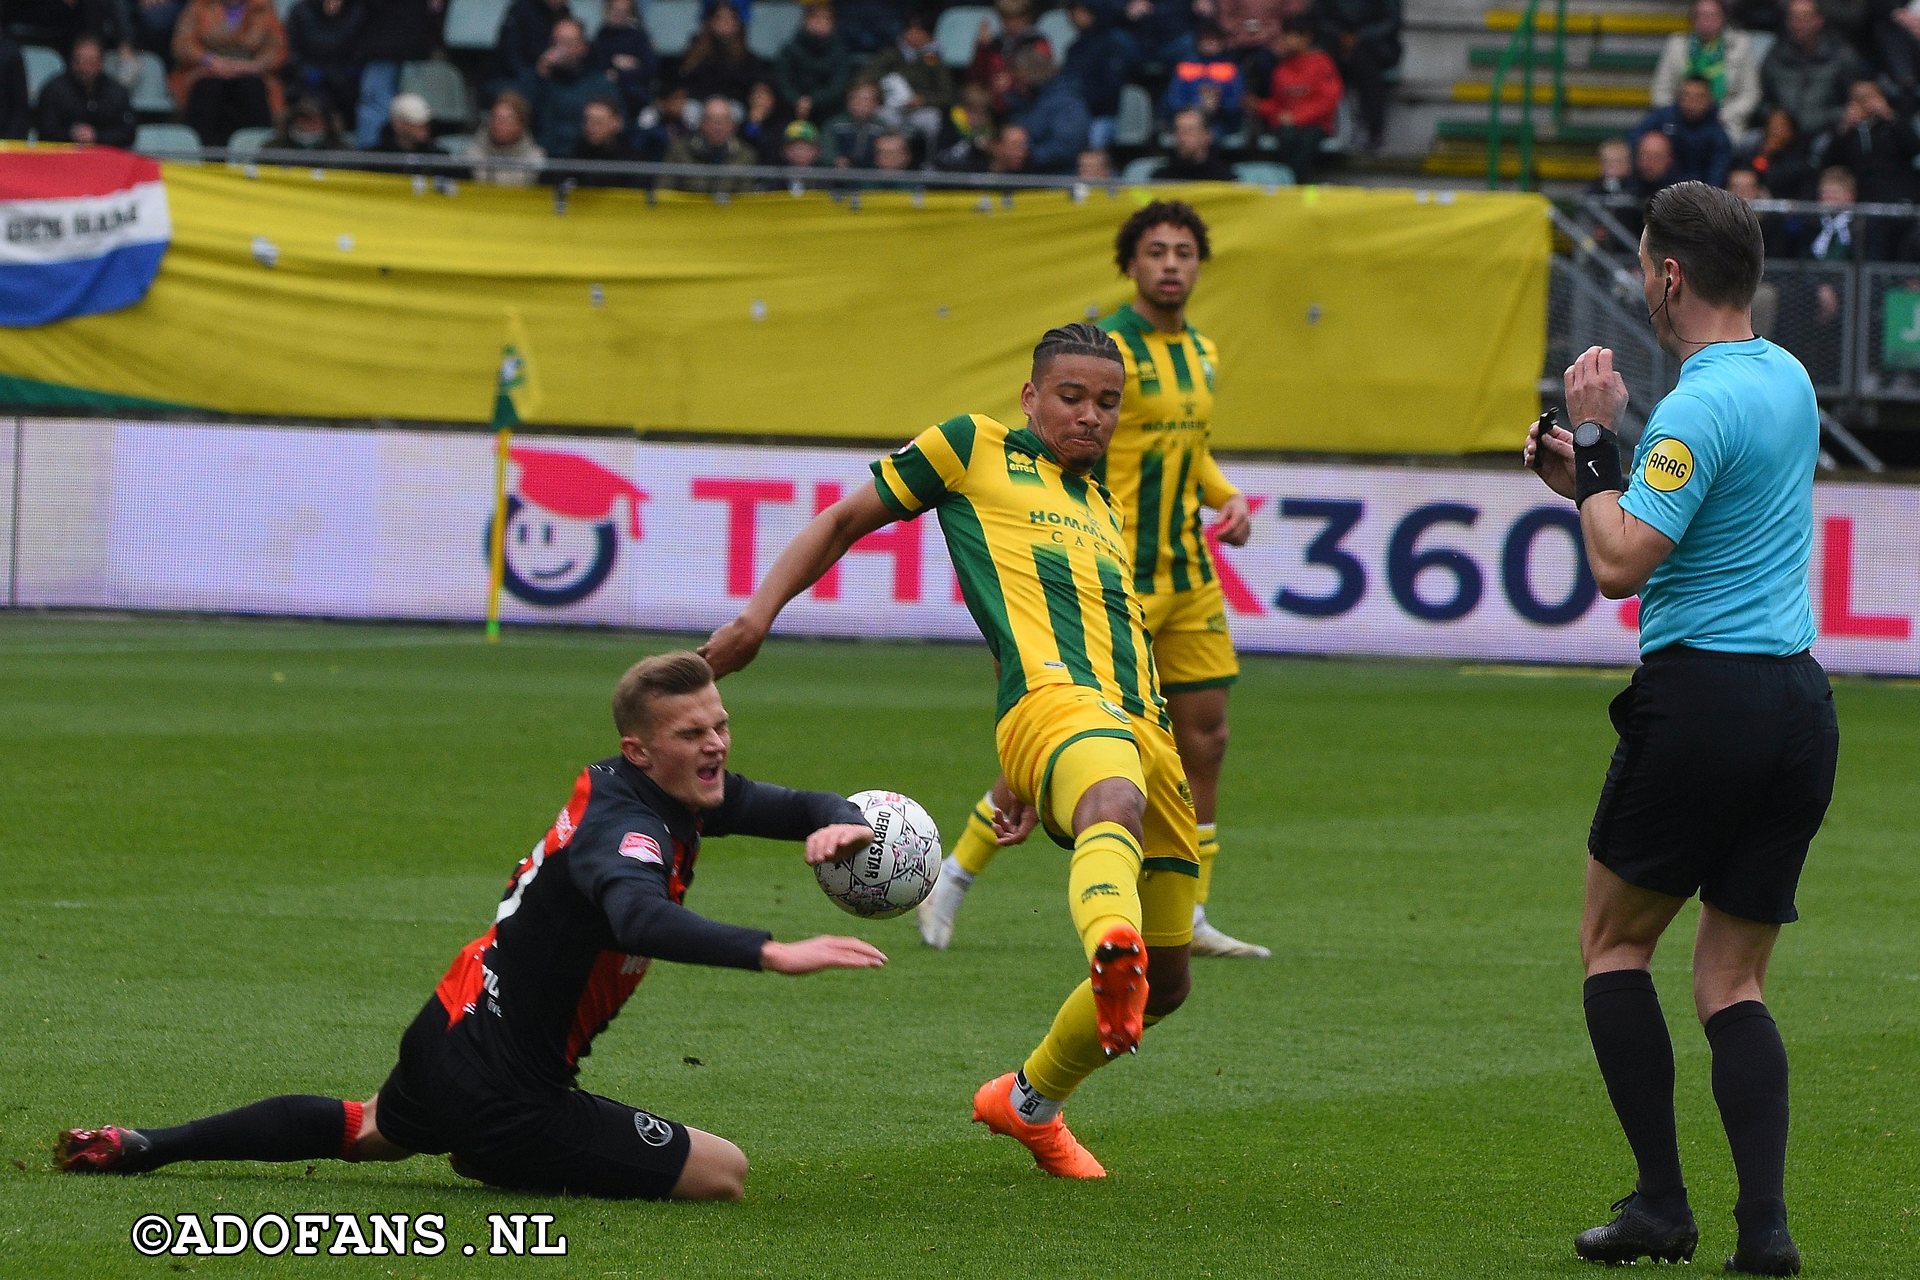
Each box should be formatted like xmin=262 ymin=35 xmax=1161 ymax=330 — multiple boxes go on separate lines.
xmin=1487 ymin=0 xmax=1570 ymax=191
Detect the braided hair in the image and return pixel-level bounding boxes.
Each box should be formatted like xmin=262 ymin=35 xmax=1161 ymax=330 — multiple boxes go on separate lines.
xmin=1030 ymin=322 xmax=1124 ymax=379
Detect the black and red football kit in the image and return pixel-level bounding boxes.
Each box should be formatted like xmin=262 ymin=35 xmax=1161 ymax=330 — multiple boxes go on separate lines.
xmin=373 ymin=754 xmax=863 ymax=1198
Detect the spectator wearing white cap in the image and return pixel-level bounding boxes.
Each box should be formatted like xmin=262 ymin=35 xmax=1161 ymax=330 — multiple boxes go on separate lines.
xmin=372 ymin=90 xmax=446 ymax=155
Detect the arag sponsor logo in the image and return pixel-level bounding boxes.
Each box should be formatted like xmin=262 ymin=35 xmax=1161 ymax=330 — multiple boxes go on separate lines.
xmin=485 ymin=448 xmax=649 ymax=607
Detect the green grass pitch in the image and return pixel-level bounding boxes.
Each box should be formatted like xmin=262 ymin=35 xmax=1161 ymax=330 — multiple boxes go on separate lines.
xmin=1 ymin=614 xmax=1915 ymax=1278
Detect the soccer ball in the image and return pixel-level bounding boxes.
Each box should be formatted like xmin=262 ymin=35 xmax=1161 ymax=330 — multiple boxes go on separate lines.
xmin=815 ymin=790 xmax=942 ymax=920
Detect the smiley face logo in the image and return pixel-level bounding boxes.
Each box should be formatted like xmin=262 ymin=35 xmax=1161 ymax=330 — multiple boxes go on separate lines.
xmin=486 ymin=449 xmax=648 ymax=608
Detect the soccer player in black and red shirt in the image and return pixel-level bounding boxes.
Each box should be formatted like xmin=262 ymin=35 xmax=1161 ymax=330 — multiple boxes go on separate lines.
xmin=56 ymin=652 xmax=886 ymax=1201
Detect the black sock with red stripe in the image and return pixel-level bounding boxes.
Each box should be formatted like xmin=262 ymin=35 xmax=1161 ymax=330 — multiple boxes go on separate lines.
xmin=136 ymin=1096 xmax=359 ymax=1169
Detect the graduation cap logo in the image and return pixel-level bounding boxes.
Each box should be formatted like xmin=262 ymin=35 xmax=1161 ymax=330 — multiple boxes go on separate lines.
xmin=488 ymin=448 xmax=651 ymax=607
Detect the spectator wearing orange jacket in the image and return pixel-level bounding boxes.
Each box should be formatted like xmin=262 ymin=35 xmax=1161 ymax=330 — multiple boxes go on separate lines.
xmin=170 ymin=0 xmax=288 ymax=148
xmin=1252 ymin=16 xmax=1340 ymax=180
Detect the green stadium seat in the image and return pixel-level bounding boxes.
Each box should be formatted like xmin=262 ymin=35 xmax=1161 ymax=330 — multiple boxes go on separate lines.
xmin=936 ymin=7 xmax=995 ymax=68
xmin=128 ymin=51 xmax=174 ymax=116
xmin=1232 ymin=160 xmax=1294 ymax=187
xmin=274 ymin=0 xmax=297 ymax=17
xmin=134 ymin=123 xmax=202 ymax=157
xmin=1036 ymin=9 xmax=1076 ymax=59
xmin=22 ymin=45 xmax=63 ymax=100
xmin=748 ymin=3 xmax=803 ymax=60
xmin=400 ymin=60 xmax=474 ymax=128
xmin=1121 ymin=156 xmax=1163 ymax=183
xmin=1113 ymin=84 xmax=1153 ymax=147
xmin=575 ymin=0 xmax=605 ymax=38
xmin=644 ymin=0 xmax=701 ymax=57
xmin=225 ymin=126 xmax=274 ymax=158
xmin=445 ymin=0 xmax=510 ymax=52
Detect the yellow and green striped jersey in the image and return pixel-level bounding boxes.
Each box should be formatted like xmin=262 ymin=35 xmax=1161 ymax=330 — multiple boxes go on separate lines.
xmin=1096 ymin=304 xmax=1241 ymax=596
xmin=871 ymin=413 xmax=1165 ymax=724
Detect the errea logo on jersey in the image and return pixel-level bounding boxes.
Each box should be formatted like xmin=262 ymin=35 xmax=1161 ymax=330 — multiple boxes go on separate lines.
xmin=1005 ymin=446 xmax=1044 ymax=485
xmin=1643 ymin=438 xmax=1695 ymax=492
xmin=619 ymin=832 xmax=664 ymax=865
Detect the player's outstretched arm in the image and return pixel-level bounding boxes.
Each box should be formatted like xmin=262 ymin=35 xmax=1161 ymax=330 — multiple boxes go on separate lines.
xmin=701 ymin=484 xmax=898 ymax=677
xmin=761 ymin=935 xmax=889 ymax=974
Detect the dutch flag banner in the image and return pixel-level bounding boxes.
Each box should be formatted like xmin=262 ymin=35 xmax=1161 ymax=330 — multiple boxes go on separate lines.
xmin=0 ymin=148 xmax=171 ymax=327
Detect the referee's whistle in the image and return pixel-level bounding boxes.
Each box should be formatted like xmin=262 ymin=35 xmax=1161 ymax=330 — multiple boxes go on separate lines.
xmin=1527 ymin=410 xmax=1557 ymax=472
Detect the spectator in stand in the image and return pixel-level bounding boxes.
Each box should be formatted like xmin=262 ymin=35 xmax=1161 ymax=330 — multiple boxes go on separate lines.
xmin=1077 ymin=145 xmax=1114 ymax=180
xmin=267 ymin=91 xmax=343 ymax=149
xmin=1217 ymin=0 xmax=1297 ymax=80
xmin=496 ymin=0 xmax=571 ymax=87
xmin=521 ymin=15 xmax=602 ymax=159
xmin=632 ymin=82 xmax=692 ymax=159
xmin=1651 ymin=0 xmax=1761 ymax=141
xmin=370 ymin=90 xmax=446 ymax=156
xmin=1059 ymin=0 xmax=1136 ymax=150
xmin=1159 ymin=104 xmax=1234 ymax=179
xmin=1775 ymin=165 xmax=1853 ymax=383
xmin=1252 ymin=15 xmax=1340 ymax=181
xmin=1631 ymin=74 xmax=1734 ymax=188
xmin=834 ymin=0 xmax=900 ymax=57
xmin=677 ymin=2 xmax=767 ymax=105
xmin=1759 ymin=0 xmax=1863 ymax=139
xmin=780 ymin=118 xmax=823 ymax=169
xmin=1317 ymin=0 xmax=1402 ymax=153
xmin=1812 ymin=76 xmax=1920 ymax=205
xmin=932 ymin=80 xmax=996 ymax=170
xmin=1727 ymin=165 xmax=1791 ymax=256
xmin=740 ymin=78 xmax=791 ymax=161
xmin=467 ymin=88 xmax=546 ymax=185
xmin=775 ymin=1 xmax=851 ymax=122
xmin=861 ymin=9 xmax=953 ymax=142
xmin=970 ymin=0 xmax=1051 ymax=113
xmin=590 ymin=0 xmax=657 ymax=119
xmin=1006 ymin=44 xmax=1091 ymax=174
xmin=284 ymin=0 xmax=364 ymax=120
xmin=1736 ymin=105 xmax=1815 ymax=198
xmin=170 ymin=0 xmax=286 ymax=148
xmin=986 ymin=120 xmax=1032 ymax=175
xmin=667 ymin=94 xmax=758 ymax=193
xmin=862 ymin=127 xmax=919 ymax=186
xmin=34 ymin=34 xmax=136 ymax=145
xmin=0 ymin=37 xmax=25 ymax=141
xmin=1165 ymin=22 xmax=1245 ymax=139
xmin=1583 ymin=136 xmax=1637 ymax=248
xmin=564 ymin=94 xmax=645 ymax=184
xmin=1873 ymin=1 xmax=1920 ymax=112
xmin=1632 ymin=127 xmax=1678 ymax=193
xmin=1123 ymin=0 xmax=1206 ymax=68
xmin=355 ymin=0 xmax=444 ymax=151
xmin=824 ymin=75 xmax=884 ymax=167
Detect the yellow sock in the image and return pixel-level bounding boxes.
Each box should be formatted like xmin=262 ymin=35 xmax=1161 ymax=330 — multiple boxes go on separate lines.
xmin=951 ymin=795 xmax=1001 ymax=878
xmin=1067 ymin=820 xmax=1143 ymax=958
xmin=1195 ymin=823 xmax=1220 ymax=907
xmin=1021 ymin=980 xmax=1105 ymax=1101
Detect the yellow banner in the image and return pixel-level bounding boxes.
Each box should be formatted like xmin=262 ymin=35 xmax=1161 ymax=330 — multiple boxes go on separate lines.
xmin=1 ymin=163 xmax=1548 ymax=452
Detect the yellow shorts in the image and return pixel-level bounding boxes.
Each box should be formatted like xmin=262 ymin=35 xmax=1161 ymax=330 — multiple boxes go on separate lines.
xmin=995 ymin=683 xmax=1199 ymax=948
xmin=1141 ymin=581 xmax=1239 ymax=694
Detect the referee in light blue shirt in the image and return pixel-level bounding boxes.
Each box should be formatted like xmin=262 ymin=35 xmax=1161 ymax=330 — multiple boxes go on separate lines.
xmin=1524 ymin=180 xmax=1839 ymax=1278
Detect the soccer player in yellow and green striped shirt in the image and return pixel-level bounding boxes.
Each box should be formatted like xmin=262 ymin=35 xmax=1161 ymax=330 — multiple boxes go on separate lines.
xmin=703 ymin=324 xmax=1201 ymax=1179
xmin=922 ymin=201 xmax=1269 ymax=959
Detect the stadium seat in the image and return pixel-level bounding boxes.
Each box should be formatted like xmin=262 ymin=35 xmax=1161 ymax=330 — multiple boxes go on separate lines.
xmin=936 ymin=7 xmax=995 ymax=68
xmin=644 ymin=0 xmax=701 ymax=56
xmin=1036 ymin=9 xmax=1076 ymax=59
xmin=747 ymin=3 xmax=803 ymax=60
xmin=1232 ymin=160 xmax=1294 ymax=187
xmin=133 ymin=123 xmax=202 ymax=157
xmin=1120 ymin=156 xmax=1163 ymax=183
xmin=445 ymin=0 xmax=511 ymax=51
xmin=22 ymin=45 xmax=62 ymax=100
xmin=274 ymin=0 xmax=297 ymax=17
xmin=575 ymin=0 xmax=605 ymax=38
xmin=401 ymin=60 xmax=475 ymax=128
xmin=438 ymin=132 xmax=476 ymax=156
xmin=1113 ymin=84 xmax=1153 ymax=147
xmin=127 ymin=51 xmax=173 ymax=116
xmin=225 ymin=126 xmax=274 ymax=158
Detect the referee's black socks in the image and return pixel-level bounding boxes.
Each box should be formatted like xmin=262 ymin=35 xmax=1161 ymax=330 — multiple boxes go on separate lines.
xmin=1706 ymin=1001 xmax=1791 ymax=1233
xmin=137 ymin=1095 xmax=359 ymax=1169
xmin=1584 ymin=969 xmax=1688 ymax=1212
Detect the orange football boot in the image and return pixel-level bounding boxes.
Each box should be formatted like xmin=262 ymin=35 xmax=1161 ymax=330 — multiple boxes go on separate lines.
xmin=970 ymin=1073 xmax=1106 ymax=1179
xmin=1089 ymin=923 xmax=1148 ymax=1057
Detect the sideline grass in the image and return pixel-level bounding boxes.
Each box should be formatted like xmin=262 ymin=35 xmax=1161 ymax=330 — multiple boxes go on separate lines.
xmin=1 ymin=615 xmax=1914 ymax=1278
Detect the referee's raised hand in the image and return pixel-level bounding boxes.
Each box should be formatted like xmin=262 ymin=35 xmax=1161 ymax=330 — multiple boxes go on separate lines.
xmin=1565 ymin=345 xmax=1629 ymax=430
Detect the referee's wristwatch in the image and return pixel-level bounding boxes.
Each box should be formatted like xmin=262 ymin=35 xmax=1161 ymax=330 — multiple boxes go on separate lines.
xmin=1571 ymin=420 xmax=1626 ymax=506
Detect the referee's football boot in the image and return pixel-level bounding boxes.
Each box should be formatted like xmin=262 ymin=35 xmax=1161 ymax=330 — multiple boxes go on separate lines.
xmin=1190 ymin=906 xmax=1271 ymax=959
xmin=1575 ymin=1192 xmax=1699 ymax=1265
xmin=1724 ymin=1226 xmax=1801 ymax=1276
xmin=55 ymin=1126 xmax=156 ymax=1174
xmin=970 ymin=1074 xmax=1106 ymax=1179
xmin=1089 ymin=923 xmax=1149 ymax=1057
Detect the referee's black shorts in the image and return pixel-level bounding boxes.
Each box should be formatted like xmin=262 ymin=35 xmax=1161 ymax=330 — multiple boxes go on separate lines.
xmin=1589 ymin=645 xmax=1839 ymax=924
xmin=374 ymin=999 xmax=693 ymax=1200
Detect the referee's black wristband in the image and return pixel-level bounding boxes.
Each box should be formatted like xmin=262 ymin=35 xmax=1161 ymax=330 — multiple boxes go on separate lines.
xmin=1573 ymin=423 xmax=1626 ymax=507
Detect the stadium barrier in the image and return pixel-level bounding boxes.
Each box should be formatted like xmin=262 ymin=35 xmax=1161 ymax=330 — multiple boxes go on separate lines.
xmin=5 ymin=417 xmax=1915 ymax=676
xmin=0 ymin=153 xmax=1547 ymax=455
